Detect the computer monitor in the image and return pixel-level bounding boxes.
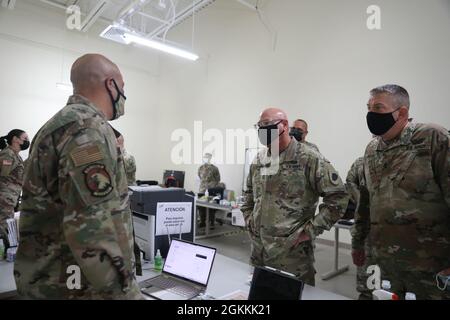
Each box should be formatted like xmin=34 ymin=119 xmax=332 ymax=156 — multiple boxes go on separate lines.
xmin=136 ymin=180 xmax=159 ymax=186
xmin=163 ymin=170 xmax=185 ymax=188
xmin=248 ymin=266 xmax=304 ymax=300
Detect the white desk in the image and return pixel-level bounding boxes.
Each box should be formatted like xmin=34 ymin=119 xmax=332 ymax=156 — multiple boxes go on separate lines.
xmin=138 ymin=254 xmax=350 ymax=300
xmin=195 ymin=201 xmax=242 ymax=240
xmin=1 ymin=254 xmax=350 ymax=300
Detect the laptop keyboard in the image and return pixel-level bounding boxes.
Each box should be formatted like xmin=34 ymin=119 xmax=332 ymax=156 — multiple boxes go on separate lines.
xmin=142 ymin=277 xmax=201 ymax=298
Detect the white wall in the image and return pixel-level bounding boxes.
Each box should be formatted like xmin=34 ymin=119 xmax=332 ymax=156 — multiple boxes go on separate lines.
xmin=156 ymin=0 xmax=450 ymax=243
xmin=0 ymin=0 xmax=163 ymax=180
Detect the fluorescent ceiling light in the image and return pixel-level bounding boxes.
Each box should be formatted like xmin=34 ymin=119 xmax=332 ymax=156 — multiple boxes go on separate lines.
xmin=56 ymin=82 xmax=73 ymax=92
xmin=123 ymin=33 xmax=199 ymax=61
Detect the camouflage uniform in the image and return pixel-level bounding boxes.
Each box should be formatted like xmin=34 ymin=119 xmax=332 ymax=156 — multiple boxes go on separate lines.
xmin=120 ymin=149 xmax=142 ymax=275
xmin=346 ymin=156 xmax=373 ymax=299
xmin=14 ymin=95 xmax=143 ymax=300
xmin=355 ymin=123 xmax=450 ymax=300
xmin=304 ymin=141 xmax=320 ymax=153
xmin=241 ymin=139 xmax=349 ymax=286
xmin=123 ymin=152 xmax=137 ymax=186
xmin=0 ymin=146 xmax=24 ymax=248
xmin=198 ymin=163 xmax=221 ymax=227
xmin=198 ymin=163 xmax=220 ymax=193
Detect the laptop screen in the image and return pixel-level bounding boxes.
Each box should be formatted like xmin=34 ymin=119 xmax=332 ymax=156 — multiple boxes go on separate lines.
xmin=248 ymin=266 xmax=304 ymax=300
xmin=162 ymin=239 xmax=216 ymax=286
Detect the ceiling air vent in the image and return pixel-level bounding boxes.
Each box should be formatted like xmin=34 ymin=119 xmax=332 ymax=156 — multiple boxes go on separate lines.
xmin=99 ymin=24 xmax=130 ymax=45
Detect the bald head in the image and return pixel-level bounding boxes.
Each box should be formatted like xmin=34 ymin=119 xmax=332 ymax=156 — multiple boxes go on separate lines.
xmin=257 ymin=107 xmax=291 ymax=151
xmin=71 ymin=54 xmax=121 ymax=93
xmin=259 ymin=107 xmax=288 ymax=123
xmin=70 ymin=54 xmax=125 ymax=120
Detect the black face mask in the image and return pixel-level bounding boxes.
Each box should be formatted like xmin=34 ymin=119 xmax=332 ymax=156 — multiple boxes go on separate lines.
xmin=106 ymin=79 xmax=126 ymax=120
xmin=20 ymin=140 xmax=30 ymax=151
xmin=366 ymin=108 xmax=400 ymax=136
xmin=289 ymin=127 xmax=303 ymax=142
xmin=258 ymin=121 xmax=284 ymax=146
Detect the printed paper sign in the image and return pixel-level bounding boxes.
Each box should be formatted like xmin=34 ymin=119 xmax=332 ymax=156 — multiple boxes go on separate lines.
xmin=156 ymin=202 xmax=192 ymax=236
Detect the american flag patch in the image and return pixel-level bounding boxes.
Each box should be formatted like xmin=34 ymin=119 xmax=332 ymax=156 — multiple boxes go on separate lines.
xmin=70 ymin=145 xmax=104 ymax=167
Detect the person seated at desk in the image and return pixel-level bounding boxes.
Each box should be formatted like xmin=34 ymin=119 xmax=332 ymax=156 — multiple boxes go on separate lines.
xmin=164 ymin=175 xmax=178 ymax=188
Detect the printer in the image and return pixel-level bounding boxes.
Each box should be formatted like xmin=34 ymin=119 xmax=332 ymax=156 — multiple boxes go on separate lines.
xmin=129 ymin=186 xmax=195 ymax=261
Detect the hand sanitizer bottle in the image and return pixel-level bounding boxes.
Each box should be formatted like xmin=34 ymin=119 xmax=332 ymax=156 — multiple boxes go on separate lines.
xmin=0 ymin=239 xmax=4 ymax=260
xmin=154 ymin=249 xmax=163 ymax=271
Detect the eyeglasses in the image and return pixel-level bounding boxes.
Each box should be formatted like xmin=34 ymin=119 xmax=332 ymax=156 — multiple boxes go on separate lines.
xmin=254 ymin=119 xmax=283 ymax=129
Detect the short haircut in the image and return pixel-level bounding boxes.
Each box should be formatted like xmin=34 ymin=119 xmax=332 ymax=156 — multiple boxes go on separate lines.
xmin=370 ymin=84 xmax=410 ymax=109
xmin=294 ymin=119 xmax=308 ymax=129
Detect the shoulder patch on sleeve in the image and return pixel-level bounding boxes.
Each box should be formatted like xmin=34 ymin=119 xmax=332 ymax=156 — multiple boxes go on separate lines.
xmin=75 ymin=134 xmax=91 ymax=146
xmin=83 ymin=163 xmax=113 ymax=197
xmin=1 ymin=159 xmax=13 ymax=176
xmin=329 ymin=171 xmax=340 ymax=186
xmin=70 ymin=145 xmax=104 ymax=167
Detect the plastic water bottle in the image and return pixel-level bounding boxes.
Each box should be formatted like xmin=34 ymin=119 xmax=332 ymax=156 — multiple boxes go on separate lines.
xmin=6 ymin=247 xmax=16 ymax=262
xmin=154 ymin=249 xmax=163 ymax=271
xmin=382 ymin=280 xmax=391 ymax=290
xmin=405 ymin=292 xmax=416 ymax=300
xmin=0 ymin=239 xmax=4 ymax=260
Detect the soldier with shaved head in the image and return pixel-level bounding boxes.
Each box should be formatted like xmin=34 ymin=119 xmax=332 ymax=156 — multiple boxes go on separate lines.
xmin=14 ymin=54 xmax=143 ymax=299
xmin=241 ymin=107 xmax=349 ymax=285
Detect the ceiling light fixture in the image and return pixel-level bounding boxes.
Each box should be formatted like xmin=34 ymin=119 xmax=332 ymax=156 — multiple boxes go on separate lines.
xmin=123 ymin=33 xmax=199 ymax=61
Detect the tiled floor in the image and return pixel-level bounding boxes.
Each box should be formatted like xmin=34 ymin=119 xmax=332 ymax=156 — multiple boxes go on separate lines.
xmin=197 ymin=225 xmax=359 ymax=300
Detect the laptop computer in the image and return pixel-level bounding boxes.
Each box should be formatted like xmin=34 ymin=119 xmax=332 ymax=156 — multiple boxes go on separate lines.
xmin=248 ymin=266 xmax=304 ymax=300
xmin=139 ymin=239 xmax=216 ymax=300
